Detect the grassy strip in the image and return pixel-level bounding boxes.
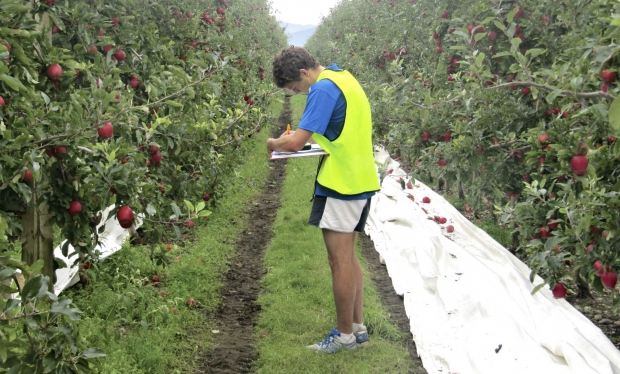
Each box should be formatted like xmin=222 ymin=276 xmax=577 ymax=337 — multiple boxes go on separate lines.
xmin=255 ymin=95 xmax=417 ymax=373
xmin=63 ymin=97 xmax=282 ymax=373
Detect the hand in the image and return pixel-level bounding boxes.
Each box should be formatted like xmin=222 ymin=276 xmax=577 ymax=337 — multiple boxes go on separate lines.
xmin=266 ymin=138 xmax=275 ymax=155
xmin=280 ymin=130 xmax=295 ymax=138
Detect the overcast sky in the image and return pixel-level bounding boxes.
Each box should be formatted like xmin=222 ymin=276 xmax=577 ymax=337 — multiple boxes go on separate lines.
xmin=269 ymin=0 xmax=341 ymax=25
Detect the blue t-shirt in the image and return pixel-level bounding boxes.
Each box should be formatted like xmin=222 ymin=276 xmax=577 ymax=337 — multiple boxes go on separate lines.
xmin=298 ymin=63 xmax=375 ymax=201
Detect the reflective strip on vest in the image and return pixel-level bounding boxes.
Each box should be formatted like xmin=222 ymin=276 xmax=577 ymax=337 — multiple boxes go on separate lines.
xmin=311 ymin=69 xmax=380 ymax=195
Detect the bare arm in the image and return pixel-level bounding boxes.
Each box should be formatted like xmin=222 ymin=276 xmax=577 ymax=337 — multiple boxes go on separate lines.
xmin=266 ymin=128 xmax=313 ymax=153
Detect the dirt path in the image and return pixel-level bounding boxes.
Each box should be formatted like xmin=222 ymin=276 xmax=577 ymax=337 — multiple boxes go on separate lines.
xmin=359 ymin=233 xmax=428 ymax=374
xmin=198 ymin=96 xmax=292 ymax=373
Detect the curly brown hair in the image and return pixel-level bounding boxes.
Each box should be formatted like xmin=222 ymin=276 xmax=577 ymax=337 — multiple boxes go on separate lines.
xmin=272 ymin=46 xmax=319 ymax=88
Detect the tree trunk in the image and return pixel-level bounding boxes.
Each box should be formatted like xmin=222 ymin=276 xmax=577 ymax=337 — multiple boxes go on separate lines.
xmin=19 ymin=1 xmax=55 ymax=291
xmin=444 ymin=178 xmax=451 ymax=195
xmin=575 ymin=269 xmax=593 ymax=299
xmin=457 ymin=179 xmax=465 ymax=199
xmin=21 ymin=193 xmax=55 ymax=291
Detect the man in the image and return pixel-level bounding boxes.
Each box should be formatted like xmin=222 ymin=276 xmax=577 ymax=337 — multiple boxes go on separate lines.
xmin=267 ymin=46 xmax=380 ymax=353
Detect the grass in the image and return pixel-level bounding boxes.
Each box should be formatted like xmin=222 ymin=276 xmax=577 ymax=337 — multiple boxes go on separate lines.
xmin=254 ymin=94 xmax=418 ymax=373
xmin=61 ymin=95 xmax=284 ymax=373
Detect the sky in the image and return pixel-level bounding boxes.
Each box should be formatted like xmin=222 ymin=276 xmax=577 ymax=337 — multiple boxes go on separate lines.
xmin=269 ymin=0 xmax=341 ymax=25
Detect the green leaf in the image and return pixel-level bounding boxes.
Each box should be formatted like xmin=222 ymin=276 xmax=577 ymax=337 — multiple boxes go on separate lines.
xmin=609 ymin=94 xmax=620 ymax=136
xmin=475 ymin=52 xmax=486 ymax=68
xmin=531 ymin=283 xmax=546 ymax=295
xmin=184 ymin=200 xmax=194 ymax=213
xmin=0 ymin=74 xmax=26 ymax=91
xmin=48 ymin=12 xmax=66 ymax=31
xmin=491 ymin=51 xmax=511 ymax=58
xmin=0 ymin=268 xmax=15 ymax=279
xmin=50 ymin=298 xmax=82 ymax=321
xmin=4 ymin=298 xmax=20 ymax=314
xmin=195 ymin=202 xmax=205 ymax=212
xmin=146 ymin=204 xmax=156 ymax=216
xmin=21 ymin=275 xmax=48 ymax=300
xmin=198 ymin=210 xmax=211 ymax=217
xmin=82 ymin=348 xmax=106 ymax=359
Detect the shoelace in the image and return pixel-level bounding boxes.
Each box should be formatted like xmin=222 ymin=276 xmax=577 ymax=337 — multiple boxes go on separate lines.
xmin=318 ymin=328 xmax=340 ymax=347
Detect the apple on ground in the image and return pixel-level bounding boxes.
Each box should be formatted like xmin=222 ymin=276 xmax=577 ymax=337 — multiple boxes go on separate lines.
xmin=422 ymin=196 xmax=431 ymax=203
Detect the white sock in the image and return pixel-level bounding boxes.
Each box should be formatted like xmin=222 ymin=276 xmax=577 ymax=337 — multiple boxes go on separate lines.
xmin=353 ymin=323 xmax=366 ymax=333
xmin=338 ymin=332 xmax=355 ymax=343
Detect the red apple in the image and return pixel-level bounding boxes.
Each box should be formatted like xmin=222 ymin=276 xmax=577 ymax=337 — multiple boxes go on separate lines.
xmin=602 ymin=70 xmax=616 ymax=83
xmin=54 ymin=146 xmax=67 ymax=158
xmin=601 ymin=271 xmax=618 ymax=289
xmin=68 ymin=201 xmax=82 ymax=216
xmin=98 ymin=122 xmax=113 ymax=139
xmin=437 ymin=158 xmax=447 ymax=167
xmin=438 ymin=217 xmax=447 ymax=224
xmin=570 ymin=155 xmax=588 ymax=176
xmin=152 ymin=152 xmax=162 ymax=165
xmin=551 ymin=283 xmax=566 ymax=298
xmin=112 ymin=16 xmax=119 ymax=26
xmin=514 ymin=8 xmax=523 ymax=18
xmin=0 ymin=95 xmax=5 ymax=107
xmin=22 ymin=169 xmax=33 ymax=182
xmin=202 ymin=193 xmax=211 ymax=201
xmin=117 ymin=206 xmax=134 ymax=228
xmin=538 ymin=133 xmax=550 ymax=144
xmin=441 ymin=11 xmax=449 ymax=19
xmin=152 ymin=275 xmax=160 ymax=283
xmin=436 ymin=47 xmax=442 ymax=54
xmin=166 ymin=244 xmax=171 ymax=251
xmin=186 ymin=220 xmax=195 ymax=228
xmin=114 ymin=49 xmax=126 ymax=61
xmin=547 ymin=219 xmax=559 ymax=230
xmin=149 ymin=145 xmax=159 ymax=154
xmin=521 ymin=87 xmax=531 ymax=96
xmin=540 ymin=226 xmax=550 ymax=239
xmin=422 ymin=196 xmax=431 ymax=203
xmin=488 ymin=30 xmax=497 ymax=42
xmin=594 ymin=260 xmax=603 ymax=274
xmin=422 ymin=131 xmax=431 ymax=141
xmin=446 ymin=225 xmax=454 ymax=233
xmin=46 ymin=64 xmax=63 ymax=80
xmin=187 ymin=297 xmax=196 ymax=305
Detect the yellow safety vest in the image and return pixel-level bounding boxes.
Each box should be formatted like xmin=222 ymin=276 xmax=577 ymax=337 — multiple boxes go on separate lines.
xmin=311 ymin=69 xmax=380 ymax=195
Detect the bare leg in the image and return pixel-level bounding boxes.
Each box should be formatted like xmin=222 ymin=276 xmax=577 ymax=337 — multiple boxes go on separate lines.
xmin=322 ymin=229 xmax=361 ymax=334
xmin=351 ymin=232 xmax=364 ymax=325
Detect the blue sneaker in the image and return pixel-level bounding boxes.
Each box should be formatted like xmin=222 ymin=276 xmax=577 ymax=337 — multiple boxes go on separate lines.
xmin=355 ymin=328 xmax=369 ymax=348
xmin=306 ymin=328 xmax=357 ymax=353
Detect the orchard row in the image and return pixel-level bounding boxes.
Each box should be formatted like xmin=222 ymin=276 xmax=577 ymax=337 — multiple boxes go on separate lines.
xmin=307 ymin=0 xmax=620 ymax=304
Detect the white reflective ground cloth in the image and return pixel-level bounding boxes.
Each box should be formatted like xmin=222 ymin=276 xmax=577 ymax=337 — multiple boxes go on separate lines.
xmin=53 ymin=205 xmax=143 ymax=295
xmin=365 ymin=147 xmax=620 ymax=374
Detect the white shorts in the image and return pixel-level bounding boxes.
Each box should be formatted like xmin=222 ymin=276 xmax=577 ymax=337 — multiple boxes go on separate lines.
xmin=308 ymin=196 xmax=371 ymax=233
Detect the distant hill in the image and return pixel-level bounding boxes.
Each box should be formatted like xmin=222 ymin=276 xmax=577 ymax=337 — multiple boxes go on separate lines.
xmin=279 ymin=22 xmax=317 ymax=46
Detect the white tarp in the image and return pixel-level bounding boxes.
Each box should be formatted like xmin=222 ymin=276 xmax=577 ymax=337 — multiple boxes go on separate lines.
xmin=365 ymin=147 xmax=620 ymax=374
xmin=53 ymin=205 xmax=143 ymax=295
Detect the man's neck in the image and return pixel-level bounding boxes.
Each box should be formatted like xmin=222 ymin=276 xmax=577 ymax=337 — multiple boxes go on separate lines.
xmin=309 ymin=65 xmax=325 ymax=82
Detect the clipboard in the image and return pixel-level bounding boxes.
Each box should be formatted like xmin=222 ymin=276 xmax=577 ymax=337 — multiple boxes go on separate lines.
xmin=270 ymin=143 xmax=329 ymax=160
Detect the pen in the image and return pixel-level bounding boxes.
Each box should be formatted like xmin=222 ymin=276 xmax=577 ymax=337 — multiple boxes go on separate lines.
xmin=286 ymin=124 xmax=291 ymax=135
